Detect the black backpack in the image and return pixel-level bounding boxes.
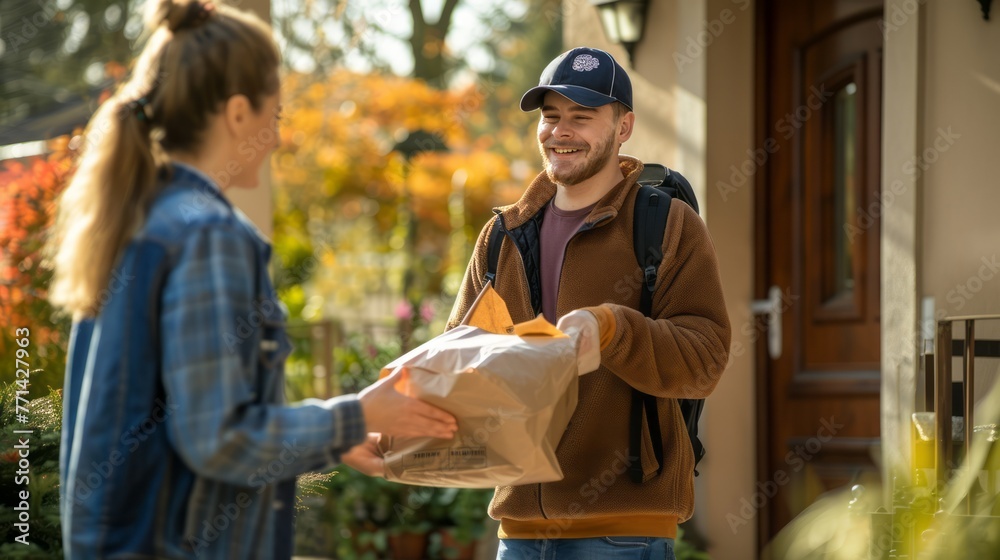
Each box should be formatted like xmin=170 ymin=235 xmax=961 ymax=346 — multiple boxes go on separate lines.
xmin=484 ymin=163 xmax=706 ymax=483
xmin=630 ymin=164 xmax=705 ymax=480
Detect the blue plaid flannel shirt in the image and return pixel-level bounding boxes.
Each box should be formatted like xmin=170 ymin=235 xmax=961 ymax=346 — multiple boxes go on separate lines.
xmin=60 ymin=164 xmax=366 ymax=559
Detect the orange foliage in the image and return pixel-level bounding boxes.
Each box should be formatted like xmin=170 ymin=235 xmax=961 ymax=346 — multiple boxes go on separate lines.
xmin=272 ymin=70 xmax=541 ymax=305
xmin=274 ymin=70 xmax=536 ymax=226
xmin=0 ymin=145 xmax=74 ymax=354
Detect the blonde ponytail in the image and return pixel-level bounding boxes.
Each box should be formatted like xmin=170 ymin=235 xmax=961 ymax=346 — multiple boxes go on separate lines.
xmin=47 ymin=0 xmax=279 ymax=319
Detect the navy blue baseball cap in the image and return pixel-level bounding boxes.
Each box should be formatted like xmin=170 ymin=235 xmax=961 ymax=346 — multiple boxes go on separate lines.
xmin=520 ymin=47 xmax=633 ymax=112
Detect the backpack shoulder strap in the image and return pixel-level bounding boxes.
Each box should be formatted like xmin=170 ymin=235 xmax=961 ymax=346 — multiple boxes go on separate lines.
xmin=632 ymin=184 xmax=672 ymax=317
xmin=628 ymin=184 xmax=672 ymax=484
xmin=484 ymin=217 xmax=505 ymax=287
xmin=628 ymin=390 xmax=666 ymax=484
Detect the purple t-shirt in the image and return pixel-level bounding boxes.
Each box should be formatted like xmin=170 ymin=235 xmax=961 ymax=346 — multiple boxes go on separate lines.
xmin=540 ymin=199 xmax=597 ymax=323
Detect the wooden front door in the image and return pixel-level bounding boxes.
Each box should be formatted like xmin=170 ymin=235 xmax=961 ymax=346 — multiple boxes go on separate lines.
xmin=756 ymin=0 xmax=884 ymax=546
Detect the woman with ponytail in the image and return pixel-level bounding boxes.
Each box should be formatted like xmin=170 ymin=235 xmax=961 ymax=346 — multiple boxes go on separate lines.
xmin=48 ymin=2 xmax=457 ymax=557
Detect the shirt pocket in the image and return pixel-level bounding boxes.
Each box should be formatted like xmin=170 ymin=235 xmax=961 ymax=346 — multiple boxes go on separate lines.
xmin=257 ymin=296 xmax=292 ymax=371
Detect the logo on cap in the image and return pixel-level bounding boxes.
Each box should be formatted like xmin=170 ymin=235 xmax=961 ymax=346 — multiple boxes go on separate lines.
xmin=571 ymin=54 xmax=600 ymax=72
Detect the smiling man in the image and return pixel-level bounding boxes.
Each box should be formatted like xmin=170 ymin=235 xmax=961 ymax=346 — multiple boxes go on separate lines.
xmin=446 ymin=47 xmax=731 ymax=560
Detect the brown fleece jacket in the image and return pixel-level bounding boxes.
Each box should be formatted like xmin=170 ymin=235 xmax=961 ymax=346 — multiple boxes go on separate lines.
xmin=446 ymin=156 xmax=731 ymax=533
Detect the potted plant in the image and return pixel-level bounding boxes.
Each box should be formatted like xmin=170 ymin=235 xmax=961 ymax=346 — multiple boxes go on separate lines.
xmin=386 ymin=484 xmax=435 ymax=559
xmin=426 ymin=488 xmax=494 ymax=560
xmin=313 ymin=464 xmax=396 ymax=559
xmin=674 ymin=526 xmax=712 ymax=560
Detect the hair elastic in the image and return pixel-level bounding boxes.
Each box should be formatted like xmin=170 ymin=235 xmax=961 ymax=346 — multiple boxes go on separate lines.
xmin=126 ymin=97 xmax=150 ymax=122
xmin=181 ymin=1 xmax=216 ymax=30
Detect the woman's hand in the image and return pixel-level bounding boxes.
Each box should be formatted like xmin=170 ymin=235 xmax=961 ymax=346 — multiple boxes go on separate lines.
xmin=358 ymin=367 xmax=458 ymax=439
xmin=341 ymin=433 xmax=385 ymax=477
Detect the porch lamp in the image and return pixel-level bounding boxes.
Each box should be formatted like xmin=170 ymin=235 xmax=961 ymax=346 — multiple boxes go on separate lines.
xmin=590 ymin=0 xmax=649 ymax=66
xmin=977 ymin=0 xmax=992 ymax=20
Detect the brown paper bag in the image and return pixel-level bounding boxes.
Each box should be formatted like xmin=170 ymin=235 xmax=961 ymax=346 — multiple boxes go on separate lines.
xmin=377 ymin=285 xmax=579 ymax=488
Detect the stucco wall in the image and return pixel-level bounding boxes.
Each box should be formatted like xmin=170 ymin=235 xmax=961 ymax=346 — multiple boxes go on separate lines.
xmin=919 ymin=0 xmax=1000 ymax=400
xmin=703 ymin=1 xmax=756 ymax=557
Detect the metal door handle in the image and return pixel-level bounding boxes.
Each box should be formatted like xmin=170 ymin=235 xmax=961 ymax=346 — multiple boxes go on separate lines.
xmin=750 ymin=285 xmax=783 ymax=360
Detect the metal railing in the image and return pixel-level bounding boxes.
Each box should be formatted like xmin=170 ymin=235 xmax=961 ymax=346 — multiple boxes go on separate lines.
xmin=929 ymin=314 xmax=1000 ymax=513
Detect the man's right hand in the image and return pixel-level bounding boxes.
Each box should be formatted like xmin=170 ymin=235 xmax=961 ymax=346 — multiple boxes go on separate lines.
xmin=357 ymin=367 xmax=458 ymax=439
xmin=557 ymin=309 xmax=602 ymax=375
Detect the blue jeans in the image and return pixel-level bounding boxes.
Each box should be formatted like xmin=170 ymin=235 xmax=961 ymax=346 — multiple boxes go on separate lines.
xmin=497 ymin=537 xmax=675 ymax=560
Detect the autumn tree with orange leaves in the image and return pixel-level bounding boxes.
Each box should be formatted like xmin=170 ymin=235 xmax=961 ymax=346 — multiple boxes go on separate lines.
xmin=271 ymin=69 xmax=542 ymax=330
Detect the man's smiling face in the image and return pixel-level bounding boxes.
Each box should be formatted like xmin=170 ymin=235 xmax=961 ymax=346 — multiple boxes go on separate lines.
xmin=537 ymin=91 xmax=619 ymax=187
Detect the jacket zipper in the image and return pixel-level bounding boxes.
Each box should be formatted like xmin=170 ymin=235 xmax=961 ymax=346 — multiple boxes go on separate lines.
xmin=495 ymin=211 xmax=547 ymax=517
xmin=553 ymin=214 xmax=613 ymax=314
xmin=538 ymin=483 xmax=547 ymax=519
xmin=541 ymin=214 xmax=613 ymax=520
xmin=496 ymin=211 xmax=613 ymax=520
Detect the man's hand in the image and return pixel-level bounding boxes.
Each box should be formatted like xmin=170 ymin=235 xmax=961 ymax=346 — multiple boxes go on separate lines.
xmin=556 ymin=309 xmax=602 ymax=375
xmin=358 ymin=367 xmax=458 ymax=439
xmin=341 ymin=433 xmax=384 ymax=477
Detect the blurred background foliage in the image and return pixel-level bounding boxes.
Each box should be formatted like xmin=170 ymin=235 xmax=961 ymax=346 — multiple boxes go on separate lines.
xmin=0 ymin=146 xmax=73 ymax=396
xmin=0 ymin=384 xmax=63 ymax=558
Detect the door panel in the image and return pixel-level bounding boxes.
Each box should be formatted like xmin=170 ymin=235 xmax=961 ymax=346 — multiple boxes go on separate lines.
xmin=757 ymin=0 xmax=884 ymax=547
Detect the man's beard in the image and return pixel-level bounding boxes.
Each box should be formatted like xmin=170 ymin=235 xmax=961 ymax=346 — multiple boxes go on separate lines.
xmin=541 ymin=131 xmax=616 ymax=186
